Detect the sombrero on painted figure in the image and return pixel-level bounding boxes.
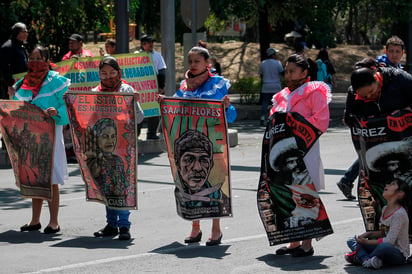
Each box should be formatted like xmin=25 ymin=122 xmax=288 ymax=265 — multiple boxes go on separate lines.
xmin=365 ymin=140 xmax=412 ymax=172
xmin=269 ymin=137 xmax=300 ymax=171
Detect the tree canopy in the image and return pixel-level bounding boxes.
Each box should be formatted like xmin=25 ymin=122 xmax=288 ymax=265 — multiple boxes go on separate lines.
xmin=0 ymin=0 xmax=410 ymax=62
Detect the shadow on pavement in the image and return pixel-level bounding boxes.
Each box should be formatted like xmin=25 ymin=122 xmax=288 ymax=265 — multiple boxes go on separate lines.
xmin=51 ymin=236 xmax=134 ymax=249
xmin=0 ymin=230 xmax=62 ymax=244
xmin=151 ymin=241 xmax=231 ymax=259
xmin=257 ymin=253 xmax=330 ymax=271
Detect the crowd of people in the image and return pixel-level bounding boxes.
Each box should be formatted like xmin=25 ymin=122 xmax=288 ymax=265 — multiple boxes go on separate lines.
xmin=0 ymin=21 xmax=411 ymax=270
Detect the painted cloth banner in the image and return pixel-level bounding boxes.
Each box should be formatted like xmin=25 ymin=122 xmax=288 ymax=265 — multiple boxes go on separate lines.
xmin=0 ymin=100 xmax=55 ymax=200
xmin=350 ymin=110 xmax=412 ymax=241
xmin=14 ymin=53 xmax=159 ymax=117
xmin=258 ymin=112 xmax=333 ymax=246
xmin=160 ymin=97 xmax=232 ymax=220
xmin=64 ymin=92 xmax=138 ymax=209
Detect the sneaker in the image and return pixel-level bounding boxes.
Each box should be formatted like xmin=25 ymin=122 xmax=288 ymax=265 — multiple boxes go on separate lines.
xmin=362 ymin=258 xmax=372 ymax=268
xmin=362 ymin=257 xmax=382 ymax=269
xmin=118 ymin=227 xmax=131 ymax=240
xmin=344 ymin=251 xmax=361 ymax=265
xmin=94 ymin=224 xmax=118 ymax=237
xmin=370 ymin=256 xmax=383 ymax=269
xmin=337 ymin=181 xmax=356 ymax=200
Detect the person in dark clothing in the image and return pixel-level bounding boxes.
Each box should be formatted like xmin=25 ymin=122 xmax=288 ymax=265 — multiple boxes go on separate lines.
xmin=338 ymin=53 xmax=410 ymax=200
xmin=340 ymin=58 xmax=412 ymax=201
xmin=0 ymin=22 xmax=29 ymax=99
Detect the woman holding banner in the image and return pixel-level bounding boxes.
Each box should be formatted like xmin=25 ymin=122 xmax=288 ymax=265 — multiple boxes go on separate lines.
xmin=91 ymin=56 xmax=144 ymax=240
xmin=12 ymin=45 xmax=70 ymax=234
xmin=161 ymin=46 xmax=236 ymax=246
xmin=266 ymin=54 xmax=331 ymax=257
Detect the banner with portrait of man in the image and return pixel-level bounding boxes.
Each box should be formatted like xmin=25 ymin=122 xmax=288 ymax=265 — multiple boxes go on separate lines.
xmin=0 ymin=100 xmax=55 ymax=200
xmin=160 ymin=97 xmax=232 ymax=220
xmin=258 ymin=112 xmax=333 ymax=246
xmin=350 ymin=109 xmax=412 ymax=241
xmin=64 ymin=92 xmax=138 ymax=209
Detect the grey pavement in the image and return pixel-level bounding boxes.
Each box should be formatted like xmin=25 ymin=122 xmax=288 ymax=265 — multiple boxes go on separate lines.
xmin=0 ymin=94 xmax=411 ymax=273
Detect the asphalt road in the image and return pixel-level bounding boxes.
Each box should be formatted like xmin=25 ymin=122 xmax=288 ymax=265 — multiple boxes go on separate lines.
xmin=0 ymin=120 xmax=411 ymax=273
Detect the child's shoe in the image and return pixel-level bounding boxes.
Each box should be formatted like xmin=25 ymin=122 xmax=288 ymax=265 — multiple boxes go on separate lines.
xmin=370 ymin=256 xmax=383 ymax=269
xmin=344 ymin=251 xmax=361 ymax=265
xmin=94 ymin=224 xmax=118 ymax=237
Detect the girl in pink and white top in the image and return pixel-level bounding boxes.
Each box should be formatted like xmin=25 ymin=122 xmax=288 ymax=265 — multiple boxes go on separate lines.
xmin=345 ymin=178 xmax=410 ymax=269
xmin=270 ymin=54 xmax=331 ymax=257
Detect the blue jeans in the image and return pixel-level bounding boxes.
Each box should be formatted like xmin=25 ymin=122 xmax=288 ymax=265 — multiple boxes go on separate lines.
xmin=340 ymin=159 xmax=359 ymax=187
xmin=261 ymin=93 xmax=275 ymax=120
xmin=347 ymin=237 xmax=405 ymax=265
xmin=105 ymin=206 xmax=131 ymax=229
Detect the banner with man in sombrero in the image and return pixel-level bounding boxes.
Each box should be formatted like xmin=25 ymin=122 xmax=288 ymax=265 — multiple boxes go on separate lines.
xmin=350 ymin=109 xmax=412 ymax=240
xmin=258 ymin=112 xmax=333 ymax=246
xmin=160 ymin=97 xmax=232 ymax=220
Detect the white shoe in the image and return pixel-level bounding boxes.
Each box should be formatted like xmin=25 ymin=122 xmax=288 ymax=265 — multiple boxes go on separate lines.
xmin=370 ymin=256 xmax=383 ymax=269
xmin=362 ymin=257 xmax=382 ymax=269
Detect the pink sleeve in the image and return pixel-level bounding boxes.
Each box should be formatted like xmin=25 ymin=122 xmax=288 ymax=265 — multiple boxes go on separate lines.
xmin=378 ymin=238 xmax=383 ymax=244
xmin=303 ymin=91 xmax=330 ymax=132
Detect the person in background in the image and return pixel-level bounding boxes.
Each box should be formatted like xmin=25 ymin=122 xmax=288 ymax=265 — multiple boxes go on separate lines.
xmin=210 ymin=56 xmax=222 ymax=76
xmin=91 ymin=56 xmax=144 ymax=240
xmin=316 ymin=48 xmax=336 ymax=91
xmin=259 ymin=47 xmax=283 ymax=126
xmin=99 ymin=39 xmax=116 ymax=56
xmin=136 ymin=34 xmax=166 ymax=140
xmin=62 ymin=34 xmax=94 ymax=60
xmin=376 ymin=35 xmax=405 ymax=69
xmin=13 ymin=45 xmax=70 ymax=234
xmin=0 ymin=22 xmax=28 ymax=99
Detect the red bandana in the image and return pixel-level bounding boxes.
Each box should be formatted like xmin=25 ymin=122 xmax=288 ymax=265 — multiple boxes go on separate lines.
xmin=21 ymin=61 xmax=49 ymax=97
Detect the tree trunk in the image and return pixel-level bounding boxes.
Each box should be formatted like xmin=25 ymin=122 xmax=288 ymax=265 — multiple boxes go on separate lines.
xmin=258 ymin=2 xmax=270 ymax=61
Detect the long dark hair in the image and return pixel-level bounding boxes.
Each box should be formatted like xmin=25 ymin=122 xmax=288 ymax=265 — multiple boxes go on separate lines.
xmin=286 ymin=54 xmax=309 ymax=74
xmin=393 ymin=178 xmax=411 ymax=210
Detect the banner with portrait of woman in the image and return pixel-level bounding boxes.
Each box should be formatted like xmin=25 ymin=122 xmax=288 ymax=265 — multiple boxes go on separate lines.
xmin=160 ymin=97 xmax=232 ymax=220
xmin=0 ymin=100 xmax=55 ymax=200
xmin=258 ymin=112 xmax=333 ymax=246
xmin=350 ymin=109 xmax=412 ymax=241
xmin=64 ymin=92 xmax=138 ymax=209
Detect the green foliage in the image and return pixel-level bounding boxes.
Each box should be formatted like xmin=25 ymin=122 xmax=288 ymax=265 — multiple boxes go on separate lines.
xmin=0 ymin=0 xmax=109 ymax=61
xmin=231 ymin=77 xmax=261 ymax=105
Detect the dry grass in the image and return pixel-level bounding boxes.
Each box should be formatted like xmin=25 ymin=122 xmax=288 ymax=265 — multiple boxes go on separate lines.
xmin=84 ymin=41 xmax=395 ymax=93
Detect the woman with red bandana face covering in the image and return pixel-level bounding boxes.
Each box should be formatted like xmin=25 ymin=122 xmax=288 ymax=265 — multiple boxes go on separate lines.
xmin=269 ymin=54 xmax=331 ymax=257
xmin=13 ymin=45 xmax=70 ymax=234
xmin=91 ymin=56 xmax=144 ymax=240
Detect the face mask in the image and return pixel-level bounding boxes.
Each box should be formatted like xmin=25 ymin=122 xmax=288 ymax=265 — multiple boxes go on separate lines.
xmin=286 ymin=78 xmax=307 ymax=91
xmin=25 ymin=61 xmax=49 ymax=86
xmin=101 ymin=73 xmax=121 ymax=91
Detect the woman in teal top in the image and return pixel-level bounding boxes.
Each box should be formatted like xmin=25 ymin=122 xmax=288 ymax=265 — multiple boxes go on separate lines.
xmin=13 ymin=45 xmax=70 ymax=234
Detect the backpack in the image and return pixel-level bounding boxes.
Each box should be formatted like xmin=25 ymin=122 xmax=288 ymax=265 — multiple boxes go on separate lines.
xmin=317 ymin=59 xmax=329 ymax=82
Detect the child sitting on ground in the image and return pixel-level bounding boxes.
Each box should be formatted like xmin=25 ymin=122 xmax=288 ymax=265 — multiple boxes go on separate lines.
xmin=345 ymin=178 xmax=410 ymax=269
